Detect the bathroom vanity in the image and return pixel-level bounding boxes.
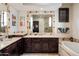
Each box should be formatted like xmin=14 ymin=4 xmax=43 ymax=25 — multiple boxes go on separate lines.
xmin=23 ymin=36 xmax=59 ymax=53
xmin=0 ymin=35 xmax=59 ymax=56
xmin=0 ymin=37 xmax=23 ymax=56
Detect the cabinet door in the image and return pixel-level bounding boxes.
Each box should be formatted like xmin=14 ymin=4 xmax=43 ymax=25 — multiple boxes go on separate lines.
xmin=31 ymin=38 xmax=41 ymax=52
xmin=24 ymin=38 xmax=32 ymax=53
xmin=32 ymin=42 xmax=41 ymax=52
xmin=17 ymin=39 xmax=24 ymax=55
xmin=42 ymin=42 xmax=49 ymax=52
xmin=48 ymin=38 xmax=58 ymax=53
xmin=1 ymin=42 xmax=17 ymax=56
xmin=41 ymin=38 xmax=49 ymax=52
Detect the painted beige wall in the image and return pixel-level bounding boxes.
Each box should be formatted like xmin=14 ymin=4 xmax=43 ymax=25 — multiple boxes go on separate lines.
xmin=0 ymin=5 xmax=7 ymax=11
xmin=72 ymin=3 xmax=79 ymax=39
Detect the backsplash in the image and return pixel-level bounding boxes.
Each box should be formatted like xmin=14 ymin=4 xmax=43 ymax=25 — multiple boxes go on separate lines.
xmin=62 ymin=37 xmax=79 ymax=43
xmin=72 ymin=38 xmax=79 ymax=43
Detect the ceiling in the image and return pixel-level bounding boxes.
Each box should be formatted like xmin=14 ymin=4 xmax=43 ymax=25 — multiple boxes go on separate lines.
xmin=8 ymin=3 xmax=62 ymax=11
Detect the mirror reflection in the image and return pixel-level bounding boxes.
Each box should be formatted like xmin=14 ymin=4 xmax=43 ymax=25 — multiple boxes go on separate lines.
xmin=30 ymin=15 xmax=53 ymax=33
xmin=0 ymin=11 xmax=8 ymax=34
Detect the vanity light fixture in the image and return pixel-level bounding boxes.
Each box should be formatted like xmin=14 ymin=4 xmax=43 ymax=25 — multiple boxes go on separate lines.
xmin=49 ymin=17 xmax=52 ymax=27
xmin=30 ymin=16 xmax=33 ymax=32
xmin=1 ymin=11 xmax=7 ymax=27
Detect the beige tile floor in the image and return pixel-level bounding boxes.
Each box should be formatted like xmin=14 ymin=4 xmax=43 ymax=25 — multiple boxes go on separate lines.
xmin=21 ymin=53 xmax=59 ymax=56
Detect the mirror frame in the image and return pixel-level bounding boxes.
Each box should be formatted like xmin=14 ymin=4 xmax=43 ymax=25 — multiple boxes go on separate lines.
xmin=28 ymin=13 xmax=53 ymax=34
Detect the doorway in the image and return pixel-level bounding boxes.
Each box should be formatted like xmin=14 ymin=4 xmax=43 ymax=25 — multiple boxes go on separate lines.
xmin=33 ymin=21 xmax=39 ymax=32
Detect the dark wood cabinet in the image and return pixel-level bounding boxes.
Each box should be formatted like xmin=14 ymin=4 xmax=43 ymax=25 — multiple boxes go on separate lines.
xmin=17 ymin=38 xmax=24 ymax=55
xmin=41 ymin=38 xmax=49 ymax=53
xmin=59 ymin=8 xmax=69 ymax=22
xmin=31 ymin=38 xmax=41 ymax=52
xmin=0 ymin=38 xmax=23 ymax=56
xmin=0 ymin=37 xmax=59 ymax=56
xmin=42 ymin=42 xmax=49 ymax=52
xmin=48 ymin=38 xmax=58 ymax=53
xmin=24 ymin=38 xmax=32 ymax=53
xmin=24 ymin=38 xmax=58 ymax=53
xmin=32 ymin=42 xmax=41 ymax=52
xmin=0 ymin=42 xmax=18 ymax=56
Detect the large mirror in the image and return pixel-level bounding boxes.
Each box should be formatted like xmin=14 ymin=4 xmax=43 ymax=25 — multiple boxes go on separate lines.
xmin=30 ymin=14 xmax=53 ymax=34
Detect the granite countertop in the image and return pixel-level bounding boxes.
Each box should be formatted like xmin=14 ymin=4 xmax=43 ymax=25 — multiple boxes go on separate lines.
xmin=24 ymin=35 xmax=57 ymax=38
xmin=8 ymin=33 xmax=26 ymax=35
xmin=0 ymin=37 xmax=21 ymax=50
xmin=0 ymin=33 xmax=70 ymax=51
xmin=23 ymin=34 xmax=70 ymax=38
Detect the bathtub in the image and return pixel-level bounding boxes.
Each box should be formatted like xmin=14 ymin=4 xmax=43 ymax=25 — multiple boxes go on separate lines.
xmin=59 ymin=41 xmax=79 ymax=56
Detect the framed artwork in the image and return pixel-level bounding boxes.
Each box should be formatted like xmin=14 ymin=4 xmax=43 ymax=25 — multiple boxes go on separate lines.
xmin=12 ymin=14 xmax=16 ymax=20
xmin=20 ymin=16 xmax=25 ymax=26
xmin=12 ymin=14 xmax=16 ymax=26
xmin=20 ymin=21 xmax=23 ymax=26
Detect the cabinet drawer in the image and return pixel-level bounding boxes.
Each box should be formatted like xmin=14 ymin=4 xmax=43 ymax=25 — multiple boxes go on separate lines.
xmin=32 ymin=38 xmax=41 ymax=42
xmin=41 ymin=38 xmax=48 ymax=42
